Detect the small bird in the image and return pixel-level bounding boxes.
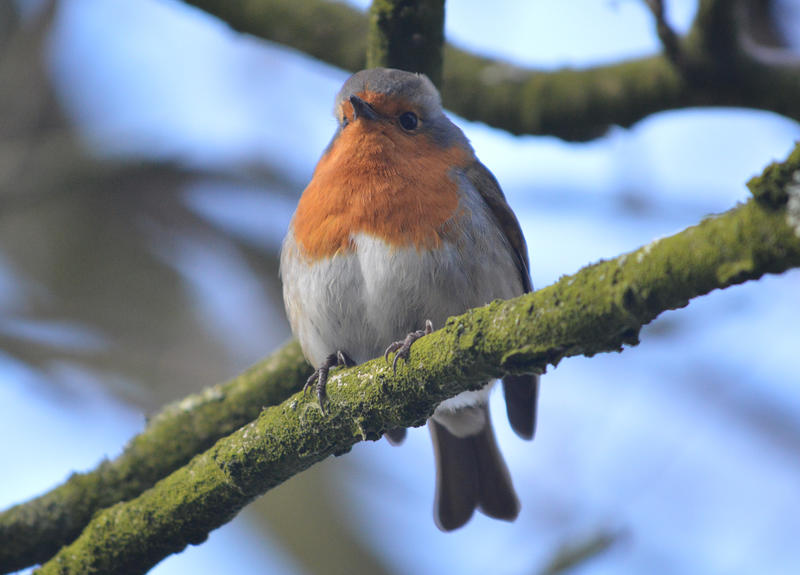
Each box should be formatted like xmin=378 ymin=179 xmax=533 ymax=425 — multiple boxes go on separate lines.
xmin=280 ymin=68 xmax=538 ymax=531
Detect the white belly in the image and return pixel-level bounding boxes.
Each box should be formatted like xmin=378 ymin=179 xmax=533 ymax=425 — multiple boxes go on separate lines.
xmin=281 ymin=227 xmax=522 ymax=367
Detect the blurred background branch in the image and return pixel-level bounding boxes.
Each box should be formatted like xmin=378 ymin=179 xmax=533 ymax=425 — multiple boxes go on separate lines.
xmin=366 ymin=0 xmax=445 ymax=86
xmin=0 ymin=1 xmax=294 ymax=406
xmin=539 ymin=527 xmax=625 ymax=575
xmin=182 ymin=0 xmax=800 ymax=141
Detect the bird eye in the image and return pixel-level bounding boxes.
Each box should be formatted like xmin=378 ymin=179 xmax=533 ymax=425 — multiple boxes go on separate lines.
xmin=398 ymin=111 xmax=418 ymax=131
xmin=341 ymin=116 xmax=349 ymax=127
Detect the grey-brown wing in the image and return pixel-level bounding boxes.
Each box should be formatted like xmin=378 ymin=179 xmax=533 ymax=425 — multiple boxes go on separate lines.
xmin=464 ymin=160 xmax=539 ymax=440
xmin=462 ymin=161 xmax=532 ymax=293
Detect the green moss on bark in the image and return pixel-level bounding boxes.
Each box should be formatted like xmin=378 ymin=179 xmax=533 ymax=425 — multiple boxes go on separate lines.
xmin=0 ymin=341 xmax=309 ymax=573
xmin=747 ymin=144 xmax=800 ymax=207
xmin=34 ymin=143 xmax=800 ymax=573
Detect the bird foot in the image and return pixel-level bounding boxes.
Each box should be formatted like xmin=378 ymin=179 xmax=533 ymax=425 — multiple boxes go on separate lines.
xmin=384 ymin=320 xmax=434 ymax=373
xmin=304 ymin=350 xmax=354 ymax=414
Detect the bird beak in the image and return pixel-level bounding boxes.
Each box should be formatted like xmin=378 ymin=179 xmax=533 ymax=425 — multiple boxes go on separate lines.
xmin=349 ymin=95 xmax=378 ymax=122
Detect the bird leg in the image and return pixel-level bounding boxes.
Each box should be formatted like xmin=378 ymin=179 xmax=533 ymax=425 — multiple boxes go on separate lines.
xmin=384 ymin=319 xmax=434 ymax=373
xmin=304 ymin=350 xmax=354 ymax=414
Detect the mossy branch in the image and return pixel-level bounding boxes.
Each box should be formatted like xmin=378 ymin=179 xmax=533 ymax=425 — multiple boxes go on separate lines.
xmin=0 ymin=342 xmax=310 ymax=573
xmin=25 ymin=143 xmax=800 ymax=574
xmin=181 ymin=0 xmax=800 ymax=141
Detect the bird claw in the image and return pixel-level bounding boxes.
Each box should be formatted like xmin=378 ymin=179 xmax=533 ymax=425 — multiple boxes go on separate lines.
xmin=305 ymin=351 xmax=354 ymax=414
xmin=384 ymin=320 xmax=434 ymax=374
xmin=383 ymin=341 xmax=404 ymax=362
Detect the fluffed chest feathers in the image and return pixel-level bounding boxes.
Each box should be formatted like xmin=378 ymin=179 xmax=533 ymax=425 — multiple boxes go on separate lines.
xmin=281 ymin=187 xmax=523 ymax=366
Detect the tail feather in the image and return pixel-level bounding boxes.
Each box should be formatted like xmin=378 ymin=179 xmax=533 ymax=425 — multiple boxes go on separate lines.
xmin=472 ymin=423 xmax=520 ymax=520
xmin=430 ymin=419 xmax=479 ymax=531
xmin=429 ymin=408 xmax=519 ymax=531
xmin=502 ymin=374 xmax=539 ymax=440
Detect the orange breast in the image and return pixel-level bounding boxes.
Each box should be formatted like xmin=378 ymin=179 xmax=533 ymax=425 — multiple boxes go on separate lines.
xmin=292 ymin=122 xmax=470 ymax=261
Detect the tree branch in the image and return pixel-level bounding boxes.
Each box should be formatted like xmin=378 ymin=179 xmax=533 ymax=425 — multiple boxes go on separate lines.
xmin=366 ymin=0 xmax=445 ymax=86
xmin=181 ymin=0 xmax=369 ymax=72
xmin=540 ymin=527 xmax=624 ymax=575
xmin=0 ymin=342 xmax=310 ymax=573
xmin=644 ymin=0 xmax=684 ymax=67
xmin=181 ymin=0 xmax=800 ymax=141
xmin=29 ymin=143 xmax=800 ymax=574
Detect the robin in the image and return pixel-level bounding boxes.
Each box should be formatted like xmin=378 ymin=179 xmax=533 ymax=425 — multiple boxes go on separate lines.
xmin=280 ymin=68 xmax=538 ymax=531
